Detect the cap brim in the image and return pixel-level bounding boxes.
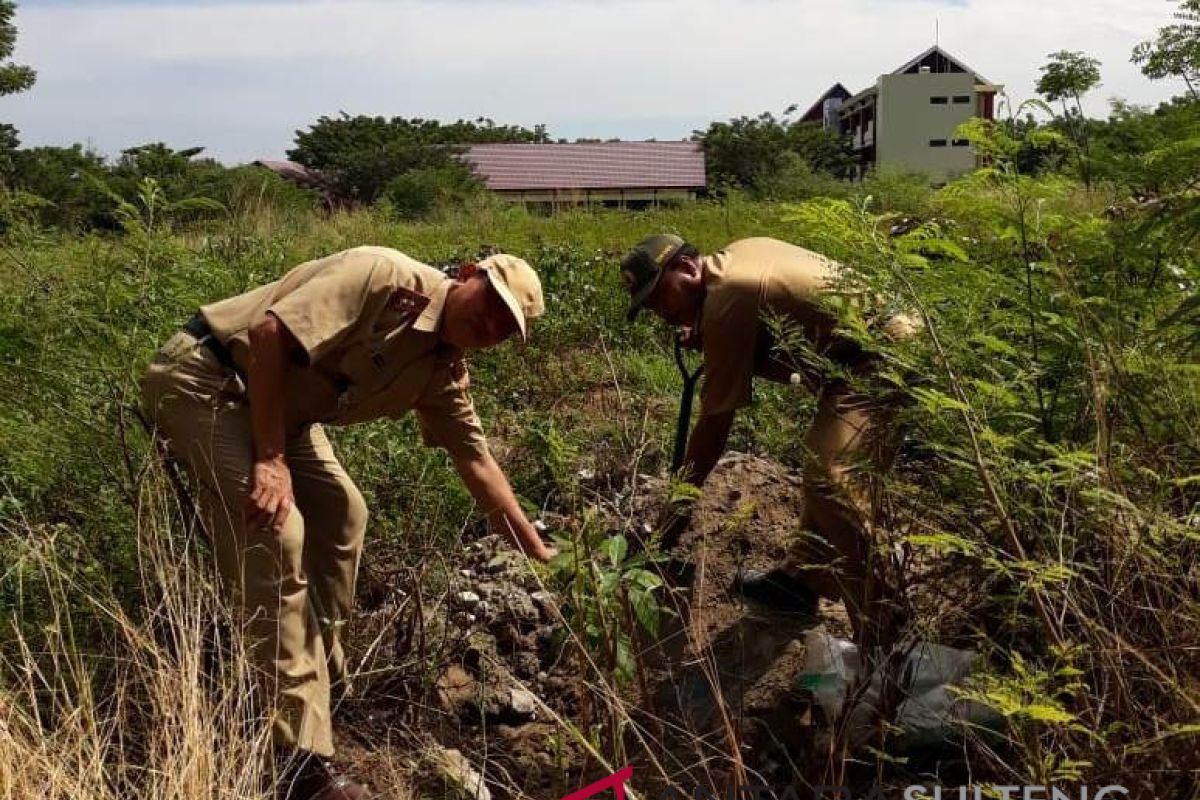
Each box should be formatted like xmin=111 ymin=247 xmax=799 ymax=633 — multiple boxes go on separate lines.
xmin=625 ymin=268 xmax=664 ymax=322
xmin=484 ymin=269 xmax=528 ymax=342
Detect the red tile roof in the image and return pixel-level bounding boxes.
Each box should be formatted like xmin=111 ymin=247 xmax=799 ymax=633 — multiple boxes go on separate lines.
xmin=461 ymin=141 xmax=706 ymax=191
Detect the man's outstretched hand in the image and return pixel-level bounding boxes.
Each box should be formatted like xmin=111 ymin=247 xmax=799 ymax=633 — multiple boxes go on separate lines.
xmin=525 ymin=521 xmax=558 ymax=562
xmin=521 ymin=535 xmax=558 ymax=563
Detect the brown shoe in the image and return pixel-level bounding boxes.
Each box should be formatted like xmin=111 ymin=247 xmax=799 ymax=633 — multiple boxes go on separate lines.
xmin=277 ymin=750 xmax=371 ymax=800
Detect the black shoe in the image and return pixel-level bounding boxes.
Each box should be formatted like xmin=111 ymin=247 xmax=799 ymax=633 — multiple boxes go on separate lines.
xmin=733 ymin=568 xmax=818 ymax=614
xmin=276 ymin=749 xmax=371 ymax=800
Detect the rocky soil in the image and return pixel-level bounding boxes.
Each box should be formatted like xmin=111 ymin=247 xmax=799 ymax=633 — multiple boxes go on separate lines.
xmin=335 ymin=452 xmax=863 ymax=800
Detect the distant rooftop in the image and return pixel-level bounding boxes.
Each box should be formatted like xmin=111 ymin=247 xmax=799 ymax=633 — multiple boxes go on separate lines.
xmin=461 ymin=141 xmax=705 ymax=191
xmin=891 ymin=45 xmax=994 ymax=86
xmin=252 ymin=159 xmax=323 ymax=187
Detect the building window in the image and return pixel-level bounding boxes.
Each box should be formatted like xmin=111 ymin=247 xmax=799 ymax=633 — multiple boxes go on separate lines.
xmin=930 ymin=96 xmax=949 ymax=104
xmin=953 ymin=95 xmax=971 ymax=104
xmin=929 ymin=139 xmax=948 ymax=147
xmin=952 ymin=139 xmax=971 ymax=147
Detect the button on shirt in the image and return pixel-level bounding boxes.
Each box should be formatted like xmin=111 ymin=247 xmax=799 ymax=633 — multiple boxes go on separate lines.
xmin=199 ymin=246 xmax=488 ymax=460
xmin=697 ymin=237 xmax=845 ymax=417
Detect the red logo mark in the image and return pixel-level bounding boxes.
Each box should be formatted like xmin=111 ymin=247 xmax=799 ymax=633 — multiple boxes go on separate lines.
xmin=558 ymin=765 xmax=634 ymax=800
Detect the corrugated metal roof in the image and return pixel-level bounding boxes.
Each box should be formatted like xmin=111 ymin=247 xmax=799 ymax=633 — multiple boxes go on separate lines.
xmin=461 ymin=141 xmax=706 ymax=191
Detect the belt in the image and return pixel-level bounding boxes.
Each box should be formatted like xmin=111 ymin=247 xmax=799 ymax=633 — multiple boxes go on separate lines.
xmin=183 ymin=313 xmax=245 ymax=381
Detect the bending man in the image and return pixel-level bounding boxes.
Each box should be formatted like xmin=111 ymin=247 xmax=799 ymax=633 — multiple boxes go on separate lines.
xmin=143 ymin=246 xmax=553 ymax=800
xmin=620 ymin=235 xmax=918 ymax=650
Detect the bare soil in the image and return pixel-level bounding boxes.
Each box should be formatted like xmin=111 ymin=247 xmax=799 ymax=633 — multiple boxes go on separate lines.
xmin=334 ymin=452 xmax=867 ymax=800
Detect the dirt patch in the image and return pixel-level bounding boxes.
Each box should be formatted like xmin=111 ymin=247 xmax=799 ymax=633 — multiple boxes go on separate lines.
xmin=337 ymin=452 xmax=856 ymax=799
xmin=630 ymin=452 xmax=849 ymax=791
xmin=338 ymin=531 xmax=591 ymax=799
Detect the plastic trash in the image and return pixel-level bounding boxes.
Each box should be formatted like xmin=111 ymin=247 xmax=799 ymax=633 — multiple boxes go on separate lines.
xmin=798 ymin=629 xmax=1003 ymax=751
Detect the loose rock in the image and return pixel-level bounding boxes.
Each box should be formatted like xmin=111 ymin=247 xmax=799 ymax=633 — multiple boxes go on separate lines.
xmin=529 ymin=590 xmax=557 ymax=619
xmin=507 ymin=687 xmax=539 ymax=720
xmin=484 ymin=553 xmax=518 ymax=574
xmin=434 ymin=746 xmax=492 ymax=800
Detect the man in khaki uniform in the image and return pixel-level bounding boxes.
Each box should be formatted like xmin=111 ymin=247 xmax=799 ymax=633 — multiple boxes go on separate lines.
xmin=143 ymin=246 xmax=554 ymax=800
xmin=620 ymin=235 xmax=918 ymax=650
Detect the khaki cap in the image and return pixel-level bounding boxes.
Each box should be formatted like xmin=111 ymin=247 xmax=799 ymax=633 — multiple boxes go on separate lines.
xmin=477 ymin=254 xmax=544 ymax=342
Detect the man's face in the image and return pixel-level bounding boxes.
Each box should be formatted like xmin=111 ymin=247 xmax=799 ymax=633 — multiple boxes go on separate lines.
xmin=643 ymin=256 xmax=703 ymax=327
xmin=443 ymin=272 xmax=519 ymax=350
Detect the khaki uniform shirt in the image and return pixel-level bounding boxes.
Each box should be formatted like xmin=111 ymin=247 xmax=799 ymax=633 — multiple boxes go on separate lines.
xmin=697 ymin=237 xmax=845 ymax=417
xmin=200 ymin=246 xmax=488 ymax=460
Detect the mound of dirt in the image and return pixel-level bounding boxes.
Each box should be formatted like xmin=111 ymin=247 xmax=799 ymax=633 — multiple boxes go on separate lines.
xmin=630 ymin=452 xmax=850 ymax=789
xmin=339 ymin=452 xmax=854 ymax=799
xmin=340 ymin=529 xmax=589 ymax=799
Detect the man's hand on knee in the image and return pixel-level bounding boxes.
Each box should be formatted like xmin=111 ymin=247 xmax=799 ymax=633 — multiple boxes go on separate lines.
xmin=246 ymin=456 xmax=294 ymax=532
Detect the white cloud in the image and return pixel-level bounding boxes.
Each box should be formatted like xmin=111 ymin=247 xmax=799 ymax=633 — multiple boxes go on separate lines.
xmin=3 ymin=0 xmax=1185 ymax=162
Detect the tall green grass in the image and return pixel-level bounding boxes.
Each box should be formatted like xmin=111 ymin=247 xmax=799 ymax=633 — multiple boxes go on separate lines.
xmin=1 ymin=169 xmax=1197 ymax=794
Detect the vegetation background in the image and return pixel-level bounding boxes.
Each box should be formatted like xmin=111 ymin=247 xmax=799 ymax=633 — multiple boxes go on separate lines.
xmin=0 ymin=0 xmax=1198 ymax=797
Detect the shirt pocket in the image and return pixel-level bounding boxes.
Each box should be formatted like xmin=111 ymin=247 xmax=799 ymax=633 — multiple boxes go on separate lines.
xmin=333 ymin=327 xmax=435 ymax=414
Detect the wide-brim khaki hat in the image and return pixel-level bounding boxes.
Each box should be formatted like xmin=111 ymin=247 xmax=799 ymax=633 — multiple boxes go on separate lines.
xmin=478 ymin=254 xmax=544 ymax=343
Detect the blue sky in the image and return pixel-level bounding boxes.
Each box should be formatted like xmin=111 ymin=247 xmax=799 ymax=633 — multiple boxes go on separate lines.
xmin=3 ymin=0 xmax=1184 ymax=164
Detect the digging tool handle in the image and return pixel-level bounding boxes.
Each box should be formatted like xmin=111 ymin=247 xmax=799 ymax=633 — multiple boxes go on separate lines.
xmin=671 ymin=336 xmax=704 ymax=473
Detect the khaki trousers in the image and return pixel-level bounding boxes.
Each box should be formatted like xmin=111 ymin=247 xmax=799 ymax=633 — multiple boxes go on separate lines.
xmin=788 ymin=380 xmax=903 ymax=651
xmin=141 ymin=331 xmax=367 ymax=757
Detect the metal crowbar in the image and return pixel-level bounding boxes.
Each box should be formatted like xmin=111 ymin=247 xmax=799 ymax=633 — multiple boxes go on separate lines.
xmin=670 ymin=335 xmax=704 ymax=474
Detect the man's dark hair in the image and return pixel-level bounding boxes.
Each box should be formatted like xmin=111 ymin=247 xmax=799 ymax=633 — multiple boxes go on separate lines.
xmin=667 ymin=243 xmax=700 ymax=270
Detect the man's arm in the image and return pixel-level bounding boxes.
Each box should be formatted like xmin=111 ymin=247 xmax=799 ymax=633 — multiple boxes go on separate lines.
xmin=453 ymin=451 xmax=555 ymax=562
xmin=654 ymin=410 xmax=735 ymax=553
xmin=680 ymin=410 xmax=735 ymax=487
xmin=245 ymin=311 xmax=299 ymax=531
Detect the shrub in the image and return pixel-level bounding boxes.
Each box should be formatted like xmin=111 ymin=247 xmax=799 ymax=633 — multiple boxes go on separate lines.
xmin=383 ymin=164 xmax=482 ymax=219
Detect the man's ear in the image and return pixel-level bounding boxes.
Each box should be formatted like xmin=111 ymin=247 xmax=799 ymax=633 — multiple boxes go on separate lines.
xmin=677 ymin=254 xmax=702 ymax=279
xmin=457 ymin=262 xmax=479 ymax=282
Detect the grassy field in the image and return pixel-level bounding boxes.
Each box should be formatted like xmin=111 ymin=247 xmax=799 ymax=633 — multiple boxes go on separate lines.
xmin=1 ymin=168 xmax=1198 ymax=797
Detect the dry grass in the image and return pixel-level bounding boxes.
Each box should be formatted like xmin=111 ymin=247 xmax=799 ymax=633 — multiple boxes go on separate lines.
xmin=0 ymin=467 xmax=272 ymax=800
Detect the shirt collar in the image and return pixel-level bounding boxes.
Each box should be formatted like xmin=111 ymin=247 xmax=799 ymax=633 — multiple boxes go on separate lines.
xmin=412 ymin=277 xmax=452 ymax=334
xmin=694 ymin=253 xmax=720 ymax=334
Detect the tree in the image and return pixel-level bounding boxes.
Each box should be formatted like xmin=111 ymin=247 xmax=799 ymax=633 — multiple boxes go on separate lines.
xmin=786 ymin=122 xmax=856 ymax=177
xmin=104 ymin=143 xmax=231 ymax=221
xmin=696 ymin=112 xmax=792 ymax=190
xmin=0 ymin=2 xmax=34 ymax=99
xmin=1037 ymin=51 xmax=1102 ymax=110
xmin=1132 ymin=0 xmax=1200 ymax=99
xmin=1087 ymin=97 xmax=1200 ymax=193
xmin=8 ymin=144 xmax=108 ymax=228
xmin=1037 ymin=50 xmax=1102 ymax=186
xmin=288 ymin=114 xmax=549 ymax=206
xmin=1001 ymin=112 xmax=1070 ymax=176
xmin=384 ymin=165 xmax=479 ymax=219
xmin=0 ymin=1 xmax=36 ymax=178
xmin=695 ymin=111 xmax=854 ymax=196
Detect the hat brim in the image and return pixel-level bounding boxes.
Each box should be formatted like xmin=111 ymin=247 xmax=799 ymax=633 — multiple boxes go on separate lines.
xmin=625 ymin=268 xmax=664 ymax=322
xmin=484 ymin=268 xmax=528 ymax=343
